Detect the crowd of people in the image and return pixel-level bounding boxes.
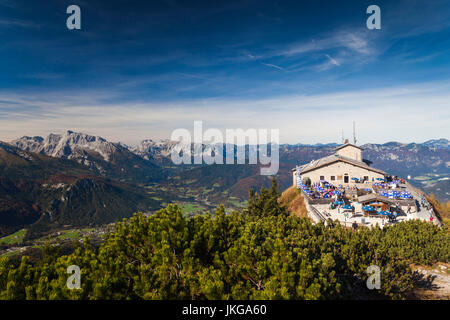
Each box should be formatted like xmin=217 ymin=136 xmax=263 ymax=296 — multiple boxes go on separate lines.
xmin=420 ymin=194 xmax=435 ymax=222
xmin=298 ymin=181 xmax=346 ymax=200
xmin=371 ymin=179 xmax=413 ymax=200
xmin=297 ymin=174 xmax=438 ymax=226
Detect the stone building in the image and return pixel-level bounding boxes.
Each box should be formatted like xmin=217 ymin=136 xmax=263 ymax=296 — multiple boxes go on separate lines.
xmin=292 ymin=141 xmax=386 ymax=187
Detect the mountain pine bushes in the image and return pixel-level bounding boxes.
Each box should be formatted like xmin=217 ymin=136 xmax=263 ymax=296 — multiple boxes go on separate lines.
xmin=0 ymin=180 xmax=448 ymax=300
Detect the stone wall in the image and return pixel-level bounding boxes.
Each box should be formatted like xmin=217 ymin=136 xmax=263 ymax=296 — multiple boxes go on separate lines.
xmin=293 ymin=160 xmax=385 ymax=187
xmin=336 ymin=145 xmax=362 ymax=161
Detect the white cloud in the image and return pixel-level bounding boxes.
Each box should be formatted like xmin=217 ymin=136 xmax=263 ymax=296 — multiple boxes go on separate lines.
xmin=261 ymin=62 xmax=284 ymax=70
xmin=325 ymin=54 xmax=340 ymax=66
xmin=271 ymin=30 xmax=376 ymax=59
xmin=0 ymin=18 xmax=41 ymax=28
xmin=0 ymin=81 xmax=449 ymax=145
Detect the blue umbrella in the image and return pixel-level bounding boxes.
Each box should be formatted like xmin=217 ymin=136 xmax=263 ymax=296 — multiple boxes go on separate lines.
xmin=334 ymin=201 xmax=344 ymax=205
xmin=342 ymin=205 xmax=353 ymax=210
xmin=378 ymin=210 xmax=390 ymax=216
xmin=351 ymin=177 xmax=359 ymax=181
xmin=363 ymin=205 xmax=375 ymax=211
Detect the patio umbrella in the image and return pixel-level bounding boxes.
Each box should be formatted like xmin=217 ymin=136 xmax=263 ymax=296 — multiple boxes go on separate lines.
xmin=363 ymin=205 xmax=375 ymax=211
xmin=342 ymin=205 xmax=353 ymax=210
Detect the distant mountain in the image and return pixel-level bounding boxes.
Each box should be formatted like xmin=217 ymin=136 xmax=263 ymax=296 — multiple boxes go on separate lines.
xmin=287 ymin=142 xmax=339 ymax=147
xmin=12 ymin=133 xmax=448 ymax=183
xmin=141 ymin=140 xmax=449 ymax=202
xmin=360 ymin=142 xmax=449 ymax=179
xmin=0 ymin=142 xmax=159 ymax=238
xmin=11 ymin=131 xmax=116 ymax=161
xmin=130 ymin=139 xmax=231 ymax=167
xmin=10 ymin=131 xmax=164 ymax=183
xmin=423 ymin=179 xmax=450 ymax=203
xmin=6 ymin=132 xmax=449 ymax=220
xmin=128 ymin=139 xmax=449 ymax=178
xmin=130 ymin=139 xmax=180 ymax=165
xmin=423 ymin=138 xmax=450 ymax=150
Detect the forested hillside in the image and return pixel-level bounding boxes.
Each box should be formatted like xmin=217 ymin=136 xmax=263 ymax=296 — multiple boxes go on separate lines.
xmin=0 ymin=142 xmax=160 ymax=238
xmin=1 ymin=181 xmax=448 ymax=300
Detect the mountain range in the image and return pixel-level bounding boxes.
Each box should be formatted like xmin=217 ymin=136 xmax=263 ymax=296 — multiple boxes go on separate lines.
xmin=10 ymin=131 xmax=163 ymax=183
xmin=1 ymin=131 xmax=448 ymax=238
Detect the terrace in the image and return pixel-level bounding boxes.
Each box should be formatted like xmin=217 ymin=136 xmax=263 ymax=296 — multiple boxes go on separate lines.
xmin=313 ymin=201 xmax=411 ymax=228
xmin=297 ymin=177 xmax=421 ymax=228
xmin=297 ymin=180 xmax=341 ymax=205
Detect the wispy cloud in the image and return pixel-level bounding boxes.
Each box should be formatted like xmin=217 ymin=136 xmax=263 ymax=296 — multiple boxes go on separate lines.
xmin=311 ymin=54 xmax=342 ymax=72
xmin=271 ymin=30 xmax=376 ymax=59
xmin=0 ymin=18 xmax=38 ymax=28
xmin=325 ymin=54 xmax=340 ymax=66
xmin=0 ymin=81 xmax=448 ymax=145
xmin=261 ymin=62 xmax=284 ymax=70
xmin=230 ymin=29 xmax=379 ymax=73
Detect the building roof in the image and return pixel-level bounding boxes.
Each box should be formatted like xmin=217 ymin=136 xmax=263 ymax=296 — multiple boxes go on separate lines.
xmin=335 ymin=143 xmax=363 ymax=151
xmin=296 ymin=154 xmax=386 ymax=175
xmin=358 ymin=193 xmax=416 ymax=206
xmin=358 ymin=194 xmax=395 ymax=204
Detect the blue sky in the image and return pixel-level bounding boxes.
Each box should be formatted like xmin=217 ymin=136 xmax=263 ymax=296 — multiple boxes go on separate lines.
xmin=0 ymin=0 xmax=449 ymax=144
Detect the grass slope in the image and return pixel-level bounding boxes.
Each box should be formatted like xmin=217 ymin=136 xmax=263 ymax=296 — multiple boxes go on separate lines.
xmin=279 ymin=186 xmax=309 ymax=220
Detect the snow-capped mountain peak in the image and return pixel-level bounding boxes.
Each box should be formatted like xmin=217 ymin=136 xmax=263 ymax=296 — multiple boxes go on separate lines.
xmin=10 ymin=130 xmax=117 ymax=162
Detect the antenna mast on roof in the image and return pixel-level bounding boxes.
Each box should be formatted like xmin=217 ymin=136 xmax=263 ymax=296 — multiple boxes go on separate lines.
xmin=353 ymin=121 xmax=357 ymax=145
xmin=341 ymin=129 xmax=344 ymax=144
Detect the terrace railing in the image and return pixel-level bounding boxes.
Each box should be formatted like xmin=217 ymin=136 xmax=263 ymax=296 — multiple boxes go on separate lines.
xmin=309 ymin=205 xmax=327 ymax=223
xmin=307 ymin=198 xmax=333 ymax=205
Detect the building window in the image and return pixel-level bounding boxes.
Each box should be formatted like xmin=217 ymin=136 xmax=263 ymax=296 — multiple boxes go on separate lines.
xmin=330 ymin=176 xmax=335 ymax=181
xmin=320 ymin=175 xmax=325 ymax=181
xmin=364 ymin=176 xmax=369 ymax=181
xmin=344 ymin=174 xmax=349 ymax=183
xmin=337 ymin=175 xmax=343 ymax=180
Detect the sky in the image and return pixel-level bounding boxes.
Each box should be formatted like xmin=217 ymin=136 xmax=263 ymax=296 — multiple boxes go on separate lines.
xmin=0 ymin=0 xmax=449 ymax=145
